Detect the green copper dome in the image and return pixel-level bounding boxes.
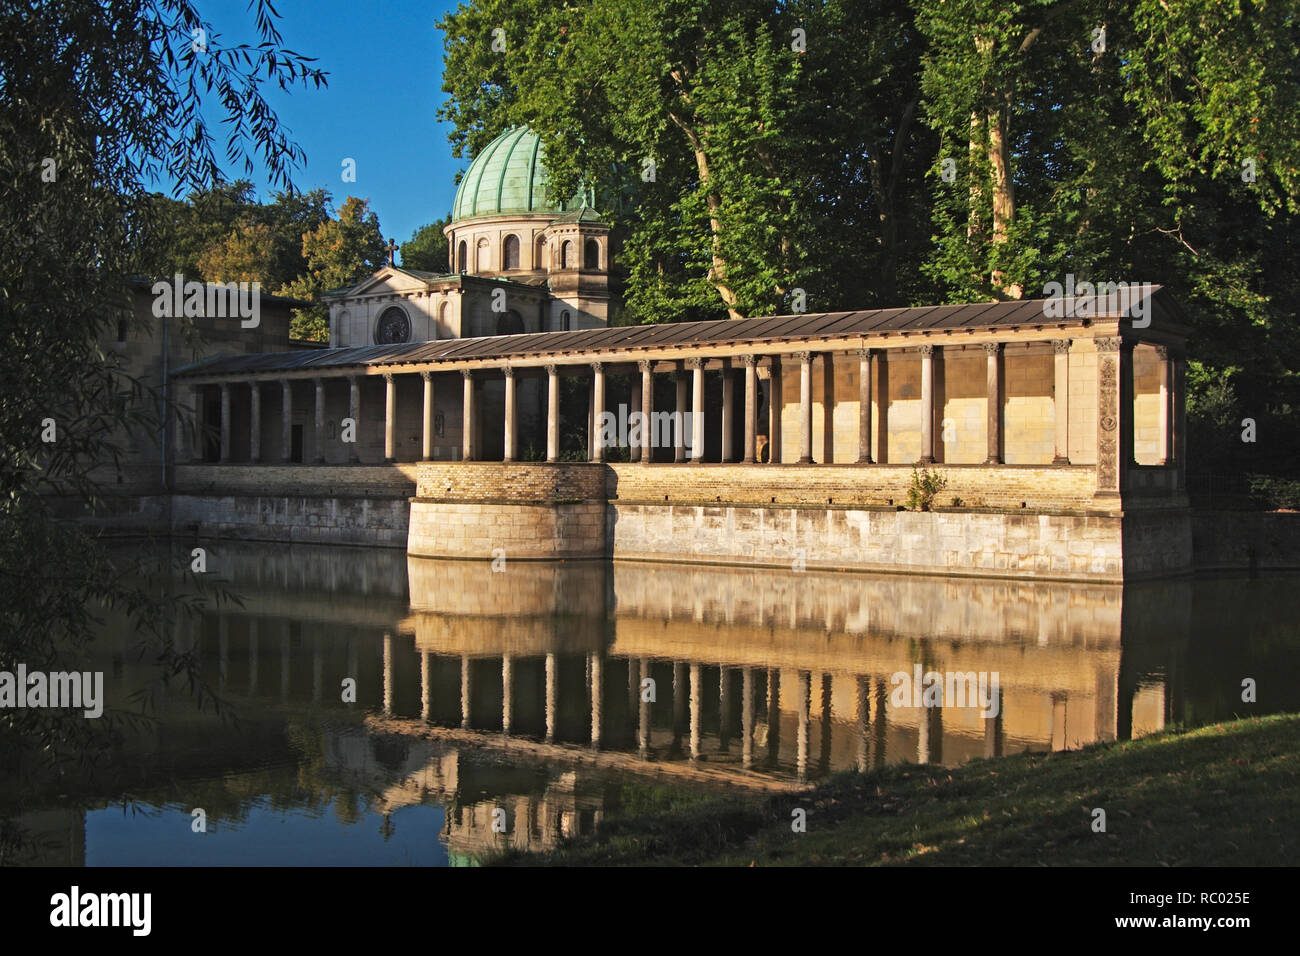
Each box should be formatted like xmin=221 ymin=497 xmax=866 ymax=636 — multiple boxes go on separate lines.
xmin=450 ymin=126 xmax=590 ymax=222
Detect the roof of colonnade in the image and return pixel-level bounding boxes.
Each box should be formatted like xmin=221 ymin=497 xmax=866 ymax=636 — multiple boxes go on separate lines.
xmin=173 ymin=286 xmax=1189 ymax=381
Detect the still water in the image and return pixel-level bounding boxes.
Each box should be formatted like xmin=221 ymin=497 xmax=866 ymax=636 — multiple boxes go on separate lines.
xmin=6 ymin=543 xmax=1300 ymax=865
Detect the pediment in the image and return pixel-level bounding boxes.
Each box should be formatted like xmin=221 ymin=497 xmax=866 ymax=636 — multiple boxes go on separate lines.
xmin=342 ymin=268 xmax=437 ymax=299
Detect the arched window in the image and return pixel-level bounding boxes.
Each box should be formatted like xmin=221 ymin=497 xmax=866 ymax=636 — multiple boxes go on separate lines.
xmin=560 ymin=310 xmax=571 ymax=332
xmin=437 ymin=300 xmax=449 ymax=335
xmin=475 ymin=238 xmax=489 ymax=273
xmin=584 ymin=238 xmax=599 ymax=270
xmin=503 ymin=234 xmax=520 ymax=271
xmin=457 ymin=241 xmax=467 ymax=272
xmin=534 ymin=235 xmax=546 ymax=271
xmin=561 ymin=240 xmax=574 ymax=269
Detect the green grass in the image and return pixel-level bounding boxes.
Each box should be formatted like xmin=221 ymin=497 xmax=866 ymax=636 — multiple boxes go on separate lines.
xmin=499 ymin=714 xmax=1300 ymax=866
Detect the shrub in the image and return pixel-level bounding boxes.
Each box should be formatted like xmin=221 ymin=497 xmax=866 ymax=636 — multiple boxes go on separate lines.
xmin=906 ymin=467 xmax=947 ymax=511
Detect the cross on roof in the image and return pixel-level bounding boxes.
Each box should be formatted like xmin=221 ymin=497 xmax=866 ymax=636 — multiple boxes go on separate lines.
xmin=386 ymin=238 xmax=398 ymax=267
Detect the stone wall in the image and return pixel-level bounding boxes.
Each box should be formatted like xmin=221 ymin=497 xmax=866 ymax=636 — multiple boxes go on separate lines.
xmin=175 ymin=463 xmax=419 ymax=496
xmin=606 ymin=462 xmax=1102 ymax=511
xmin=173 ymin=492 xmax=411 ymax=548
xmin=1192 ymin=511 xmax=1300 ymax=573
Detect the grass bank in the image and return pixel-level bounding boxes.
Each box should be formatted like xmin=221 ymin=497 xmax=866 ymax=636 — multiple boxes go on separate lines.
xmin=500 ymin=714 xmax=1298 ymax=866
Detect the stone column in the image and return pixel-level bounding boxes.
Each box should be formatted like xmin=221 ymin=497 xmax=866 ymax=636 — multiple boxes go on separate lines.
xmin=313 ymin=378 xmax=325 ymax=463
xmin=347 ymin=375 xmax=361 ymax=464
xmin=857 ymin=348 xmax=874 ymax=463
xmin=639 ymin=360 xmax=654 ymax=463
xmin=919 ymin=344 xmax=936 ymax=464
xmin=589 ymin=361 xmax=605 ymax=463
xmin=797 ymin=351 xmax=813 ymax=464
xmin=175 ymin=384 xmax=196 ymax=464
xmin=248 ymin=382 xmax=262 ymax=463
xmin=689 ymin=663 xmax=702 ymax=760
xmin=983 ymin=342 xmax=1002 ymax=464
xmin=721 ymin=361 xmax=735 ymax=462
xmin=1053 ymin=340 xmax=1071 ymax=463
xmin=545 ymin=365 xmax=559 ymax=462
xmin=1094 ymin=336 xmax=1132 ymax=497
xmin=1156 ymin=345 xmax=1172 ymax=466
xmin=796 ymin=670 xmax=811 ymax=781
xmin=637 ymin=657 xmax=651 ymax=756
xmin=383 ymin=373 xmax=396 ymax=463
xmin=629 ymin=376 xmax=642 ymax=462
xmin=280 ymin=380 xmax=293 ymax=463
xmin=219 ymin=383 xmax=231 ymax=462
xmin=503 ymin=366 xmax=517 ymax=463
xmin=742 ymin=355 xmax=758 ymax=463
xmin=688 ymin=358 xmax=704 ymax=462
xmin=421 ymin=371 xmax=434 ymax=461
xmin=674 ymin=368 xmax=687 ymax=463
xmin=1173 ymin=348 xmax=1187 ymax=490
xmin=741 ymin=668 xmax=755 ymax=769
xmin=461 ymin=369 xmax=475 ymax=462
xmin=768 ymin=359 xmax=783 ymax=464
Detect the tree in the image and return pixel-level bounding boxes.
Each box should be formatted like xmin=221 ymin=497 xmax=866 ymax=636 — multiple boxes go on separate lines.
xmin=401 ymin=216 xmax=452 ymax=272
xmin=0 ymin=0 xmax=325 ymax=802
xmin=280 ymin=196 xmax=388 ymax=341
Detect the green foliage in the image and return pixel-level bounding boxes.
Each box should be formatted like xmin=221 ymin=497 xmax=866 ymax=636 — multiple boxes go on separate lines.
xmin=1248 ymin=476 xmax=1300 ymax=512
xmin=905 ymin=467 xmax=947 ymax=512
xmin=0 ymin=0 xmax=323 ymax=775
xmin=401 ymin=216 xmax=452 ymax=273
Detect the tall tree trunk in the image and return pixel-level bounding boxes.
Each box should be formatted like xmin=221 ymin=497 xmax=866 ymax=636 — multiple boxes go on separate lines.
xmin=987 ymin=103 xmax=1021 ymax=297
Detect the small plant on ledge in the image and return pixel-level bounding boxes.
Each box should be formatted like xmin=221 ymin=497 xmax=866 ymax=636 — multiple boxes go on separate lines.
xmin=905 ymin=466 xmax=947 ymax=511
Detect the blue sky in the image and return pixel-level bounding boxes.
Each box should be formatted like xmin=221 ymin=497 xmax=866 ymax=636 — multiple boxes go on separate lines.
xmin=182 ymin=0 xmax=467 ymax=245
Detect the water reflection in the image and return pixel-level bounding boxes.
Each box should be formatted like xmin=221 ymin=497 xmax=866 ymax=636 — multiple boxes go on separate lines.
xmin=4 ymin=542 xmax=1298 ymax=865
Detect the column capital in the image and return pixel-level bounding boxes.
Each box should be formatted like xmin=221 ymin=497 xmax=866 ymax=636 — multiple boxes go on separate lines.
xmin=1153 ymin=344 xmax=1171 ymax=361
xmin=280 ymin=378 xmax=293 ymax=390
xmin=420 ymin=370 xmax=431 ymax=382
xmin=918 ymin=344 xmax=936 ymax=357
xmin=314 ymin=377 xmax=325 ymax=390
xmin=1094 ymin=336 xmax=1124 ymax=353
xmin=981 ymin=341 xmax=1002 ymax=355
xmin=502 ymin=365 xmax=515 ymax=378
xmin=685 ymin=357 xmax=704 ymax=370
xmin=544 ymin=363 xmax=559 ymax=376
xmin=740 ymin=354 xmax=757 ymax=367
xmin=794 ymin=351 xmax=812 ymax=364
xmin=383 ymin=372 xmax=393 ymax=384
xmin=590 ymin=360 xmax=604 ymax=373
xmin=638 ymin=359 xmax=652 ymax=373
xmin=460 ymin=368 xmax=474 ymax=380
xmin=855 ymin=347 xmax=873 ymax=360
xmin=1052 ymin=339 xmax=1072 ymax=354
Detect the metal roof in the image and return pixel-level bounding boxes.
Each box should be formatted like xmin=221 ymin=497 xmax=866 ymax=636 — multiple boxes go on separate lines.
xmin=174 ymin=287 xmax=1182 ymax=378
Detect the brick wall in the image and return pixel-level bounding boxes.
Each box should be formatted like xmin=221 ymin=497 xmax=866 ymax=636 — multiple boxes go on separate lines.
xmin=176 ymin=463 xmax=418 ymax=497
xmin=413 ymin=461 xmax=606 ymax=501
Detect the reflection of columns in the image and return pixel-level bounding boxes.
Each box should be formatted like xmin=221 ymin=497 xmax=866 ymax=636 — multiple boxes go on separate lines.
xmin=383 ymin=373 xmax=396 ymax=463
xmin=312 ymin=641 xmax=321 ymax=704
xmin=219 ymin=383 xmax=231 ymax=462
xmin=503 ymin=367 xmax=517 ymax=463
xmin=382 ymin=632 xmax=392 ymax=715
xmin=545 ymin=365 xmax=559 ymax=462
xmin=589 ymin=651 xmax=603 ymax=748
xmin=984 ymin=342 xmax=1002 ymax=464
xmin=768 ymin=359 xmax=782 ymax=463
xmin=502 ymin=654 xmax=513 ymax=734
xmin=919 ymin=344 xmax=936 ymax=464
xmin=460 ymin=654 xmax=471 ymax=729
xmin=348 ymin=375 xmax=361 ymax=464
xmin=741 ymin=669 xmax=755 ymax=769
xmin=721 ymin=363 xmax=735 ymax=462
xmin=857 ymin=348 xmax=874 ymax=463
xmin=874 ymin=677 xmax=888 ymax=768
xmin=674 ymin=369 xmax=687 ymax=463
xmin=796 ymin=671 xmax=811 ymax=781
xmin=217 ymin=616 xmax=229 ymax=692
xmin=1053 ymin=340 xmax=1071 ymax=463
xmin=421 ymin=371 xmax=434 ymax=461
xmin=637 ymin=658 xmax=650 ymax=756
xmin=313 ymin=379 xmax=325 ymax=463
xmin=589 ymin=362 xmax=605 ymax=463
xmin=673 ymin=662 xmax=687 ymax=738
xmin=742 ymin=356 xmax=757 ymax=463
xmin=638 ymin=361 xmax=653 ymax=463
xmin=820 ymin=673 xmax=833 ymax=775
xmin=688 ymin=358 xmax=704 ymax=462
xmin=984 ymin=685 xmax=1004 ymax=757
xmin=766 ymin=668 xmax=781 ymax=764
xmin=545 ymin=652 xmax=557 ymax=742
xmin=797 ymin=351 xmax=813 ymax=464
xmin=719 ymin=667 xmax=731 ymax=752
xmin=689 ymin=664 xmax=702 ymax=759
xmin=248 ymin=619 xmax=258 ymax=694
xmin=249 ymin=383 xmax=262 ymax=463
xmin=280 ymin=380 xmax=293 ymax=463
xmin=280 ymin=622 xmax=290 ymax=702
xmin=461 ymin=370 xmax=475 ymax=462
xmin=856 ymin=677 xmax=869 ymax=772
